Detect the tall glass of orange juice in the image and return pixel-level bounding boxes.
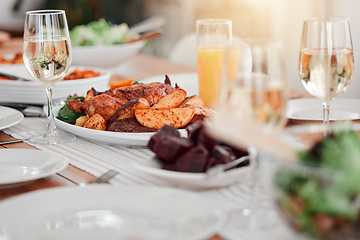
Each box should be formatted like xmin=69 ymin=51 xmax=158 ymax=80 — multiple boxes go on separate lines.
xmin=196 ymin=19 xmax=232 ymax=107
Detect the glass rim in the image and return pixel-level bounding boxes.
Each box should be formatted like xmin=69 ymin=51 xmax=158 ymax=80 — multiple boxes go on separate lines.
xmin=304 ymin=16 xmax=349 ymax=23
xmin=26 ymin=9 xmax=65 ymax=15
xmin=196 ymin=18 xmax=232 ymax=25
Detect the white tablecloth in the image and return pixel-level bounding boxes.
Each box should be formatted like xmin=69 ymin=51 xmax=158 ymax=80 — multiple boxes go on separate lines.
xmin=3 ymin=117 xmax=295 ymax=240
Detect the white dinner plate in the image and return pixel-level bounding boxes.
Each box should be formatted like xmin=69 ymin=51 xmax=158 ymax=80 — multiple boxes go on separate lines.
xmin=0 ymin=106 xmax=24 ymax=130
xmin=0 ymin=185 xmax=225 ymax=240
xmin=55 ymin=114 xmax=156 ymax=146
xmin=140 ymin=72 xmax=198 ymax=96
xmin=0 ymin=149 xmax=68 ymax=186
xmin=287 ymin=98 xmax=360 ymax=121
xmin=133 ymin=156 xmax=253 ymax=190
xmin=54 ymin=106 xmax=186 ymax=146
xmin=0 ymin=64 xmax=111 ymax=104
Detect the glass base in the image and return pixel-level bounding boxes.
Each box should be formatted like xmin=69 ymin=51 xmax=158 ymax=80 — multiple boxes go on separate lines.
xmin=28 ymin=130 xmax=76 ymax=145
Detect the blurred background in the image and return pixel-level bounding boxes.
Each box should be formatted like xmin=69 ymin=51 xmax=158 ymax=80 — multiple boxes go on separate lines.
xmin=1 ymin=0 xmax=359 ymax=98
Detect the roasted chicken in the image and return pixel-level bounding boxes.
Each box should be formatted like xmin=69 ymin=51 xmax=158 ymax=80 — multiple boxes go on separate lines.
xmin=67 ymin=76 xmax=174 ymax=120
xmin=65 ymin=76 xmax=211 ymax=132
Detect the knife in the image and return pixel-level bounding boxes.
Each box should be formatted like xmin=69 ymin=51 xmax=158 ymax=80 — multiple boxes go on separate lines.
xmin=0 ymin=72 xmax=32 ymax=81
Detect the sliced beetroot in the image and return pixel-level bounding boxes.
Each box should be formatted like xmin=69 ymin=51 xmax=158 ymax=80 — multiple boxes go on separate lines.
xmin=174 ymin=144 xmax=209 ymax=173
xmin=151 ymin=135 xmax=193 ymax=163
xmin=148 ymin=125 xmax=181 ymax=151
xmin=209 ymin=145 xmax=233 ymax=164
xmin=187 ymin=122 xmax=218 ymax=151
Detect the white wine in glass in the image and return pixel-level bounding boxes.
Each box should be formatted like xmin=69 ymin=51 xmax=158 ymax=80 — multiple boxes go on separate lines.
xmin=23 ymin=10 xmax=75 ymax=144
xmin=299 ymin=17 xmax=354 ymax=135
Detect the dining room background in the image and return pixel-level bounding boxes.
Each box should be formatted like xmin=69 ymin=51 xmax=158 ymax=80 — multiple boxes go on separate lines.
xmin=0 ymin=0 xmax=359 ymax=98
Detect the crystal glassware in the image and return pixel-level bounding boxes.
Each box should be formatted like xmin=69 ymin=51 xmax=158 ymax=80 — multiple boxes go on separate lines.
xmin=23 ymin=10 xmax=75 ymax=144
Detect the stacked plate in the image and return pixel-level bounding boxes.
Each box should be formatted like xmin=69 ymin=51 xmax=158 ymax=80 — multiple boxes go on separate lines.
xmin=0 ymin=64 xmax=111 ymax=104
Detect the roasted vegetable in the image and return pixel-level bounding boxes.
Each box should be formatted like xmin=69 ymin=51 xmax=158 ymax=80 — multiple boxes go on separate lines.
xmin=152 ymin=88 xmax=187 ymax=109
xmin=135 ymin=107 xmax=195 ymax=129
xmin=83 ymin=113 xmax=107 ymax=130
xmin=108 ymin=98 xmax=150 ymax=125
xmin=148 ymin=122 xmax=249 ymax=173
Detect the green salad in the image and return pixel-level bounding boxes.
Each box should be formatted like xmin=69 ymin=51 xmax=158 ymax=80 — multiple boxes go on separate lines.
xmin=57 ymin=96 xmax=85 ymax=124
xmin=275 ymin=128 xmax=360 ymax=239
xmin=70 ymin=18 xmax=140 ymax=46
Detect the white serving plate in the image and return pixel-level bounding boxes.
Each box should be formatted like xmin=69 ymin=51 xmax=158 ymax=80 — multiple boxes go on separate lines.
xmin=0 ymin=149 xmax=68 ymax=186
xmin=0 ymin=64 xmax=111 ymax=104
xmin=0 ymin=106 xmax=23 ymax=130
xmin=0 ymin=185 xmax=225 ymax=240
xmin=287 ymin=98 xmax=360 ymax=121
xmin=133 ymin=156 xmax=253 ymax=190
xmin=55 ymin=113 xmax=157 ymax=146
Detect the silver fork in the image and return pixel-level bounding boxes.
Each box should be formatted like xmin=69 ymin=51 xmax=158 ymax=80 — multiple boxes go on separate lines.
xmin=83 ymin=170 xmax=119 ymax=185
xmin=205 ymin=155 xmax=250 ymax=179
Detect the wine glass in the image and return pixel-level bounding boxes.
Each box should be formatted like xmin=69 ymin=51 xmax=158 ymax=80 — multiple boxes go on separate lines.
xmin=216 ymin=38 xmax=288 ymax=230
xmin=23 ymin=10 xmax=75 ymax=144
xmin=299 ymin=16 xmax=354 ymax=135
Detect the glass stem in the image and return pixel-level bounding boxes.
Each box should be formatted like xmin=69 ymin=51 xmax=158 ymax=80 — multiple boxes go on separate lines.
xmin=322 ymin=101 xmax=330 ymax=136
xmin=45 ymin=87 xmax=57 ymax=136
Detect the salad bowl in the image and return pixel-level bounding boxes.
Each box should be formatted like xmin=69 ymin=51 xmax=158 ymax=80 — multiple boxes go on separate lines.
xmin=271 ymin=123 xmax=360 ymax=240
xmin=70 ymin=19 xmax=146 ymax=68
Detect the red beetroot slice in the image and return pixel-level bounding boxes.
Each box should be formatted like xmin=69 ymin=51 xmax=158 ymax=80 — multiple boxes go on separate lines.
xmin=151 ymin=135 xmax=193 ymax=163
xmin=148 ymin=125 xmax=181 ymax=151
xmin=174 ymin=144 xmax=209 ymax=173
xmin=187 ymin=122 xmax=218 ymax=151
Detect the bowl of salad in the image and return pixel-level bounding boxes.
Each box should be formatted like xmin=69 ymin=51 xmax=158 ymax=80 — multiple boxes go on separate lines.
xmin=70 ymin=18 xmax=145 ymax=68
xmin=273 ymin=123 xmax=360 ymax=240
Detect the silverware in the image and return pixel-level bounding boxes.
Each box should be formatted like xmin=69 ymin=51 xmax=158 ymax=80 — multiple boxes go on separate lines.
xmin=82 ymin=170 xmax=119 ymax=185
xmin=0 ymin=72 xmax=32 ymax=81
xmin=205 ymin=155 xmax=250 ymax=179
xmin=0 ymin=138 xmax=27 ymax=145
xmin=0 ymin=103 xmax=46 ymax=117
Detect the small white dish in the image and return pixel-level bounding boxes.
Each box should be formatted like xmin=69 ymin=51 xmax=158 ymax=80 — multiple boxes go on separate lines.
xmin=0 ymin=185 xmax=225 ymax=240
xmin=141 ymin=72 xmax=198 ymax=96
xmin=133 ymin=156 xmax=253 ymax=190
xmin=287 ymin=98 xmax=360 ymax=121
xmin=0 ymin=106 xmax=23 ymax=130
xmin=0 ymin=149 xmax=68 ymax=186
xmin=0 ymin=65 xmax=111 ymax=104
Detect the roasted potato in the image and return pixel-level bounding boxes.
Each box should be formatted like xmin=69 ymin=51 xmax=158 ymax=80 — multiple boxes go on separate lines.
xmin=152 ymin=88 xmax=187 ymax=109
xmin=75 ymin=115 xmax=89 ymax=127
xmin=83 ymin=113 xmax=107 ymax=130
xmin=108 ymin=98 xmax=150 ymax=124
xmin=135 ymin=107 xmax=195 ymax=129
xmin=179 ymin=95 xmax=205 ymax=107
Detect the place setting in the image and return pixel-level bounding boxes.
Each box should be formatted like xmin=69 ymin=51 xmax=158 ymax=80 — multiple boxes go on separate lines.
xmin=0 ymin=3 xmax=360 ymax=240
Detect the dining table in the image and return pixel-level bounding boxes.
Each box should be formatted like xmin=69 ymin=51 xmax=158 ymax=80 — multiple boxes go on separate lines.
xmin=0 ymin=42 xmax=309 ymax=239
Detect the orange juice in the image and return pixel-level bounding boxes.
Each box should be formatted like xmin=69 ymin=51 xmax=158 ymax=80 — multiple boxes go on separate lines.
xmin=197 ymin=46 xmax=238 ymax=107
xmin=197 ymin=46 xmax=225 ymax=107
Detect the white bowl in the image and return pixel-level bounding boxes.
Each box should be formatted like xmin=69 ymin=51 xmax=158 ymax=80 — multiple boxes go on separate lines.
xmin=0 ymin=64 xmax=111 ymax=104
xmin=72 ymin=40 xmax=145 ymax=68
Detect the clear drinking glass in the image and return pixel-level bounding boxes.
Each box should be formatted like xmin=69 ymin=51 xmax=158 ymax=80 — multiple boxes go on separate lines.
xmin=299 ymin=16 xmax=354 ymax=135
xmin=196 ymin=18 xmax=232 ymax=108
xmin=23 ymin=10 xmax=75 ymax=144
xmin=219 ymin=39 xmax=288 ymax=230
